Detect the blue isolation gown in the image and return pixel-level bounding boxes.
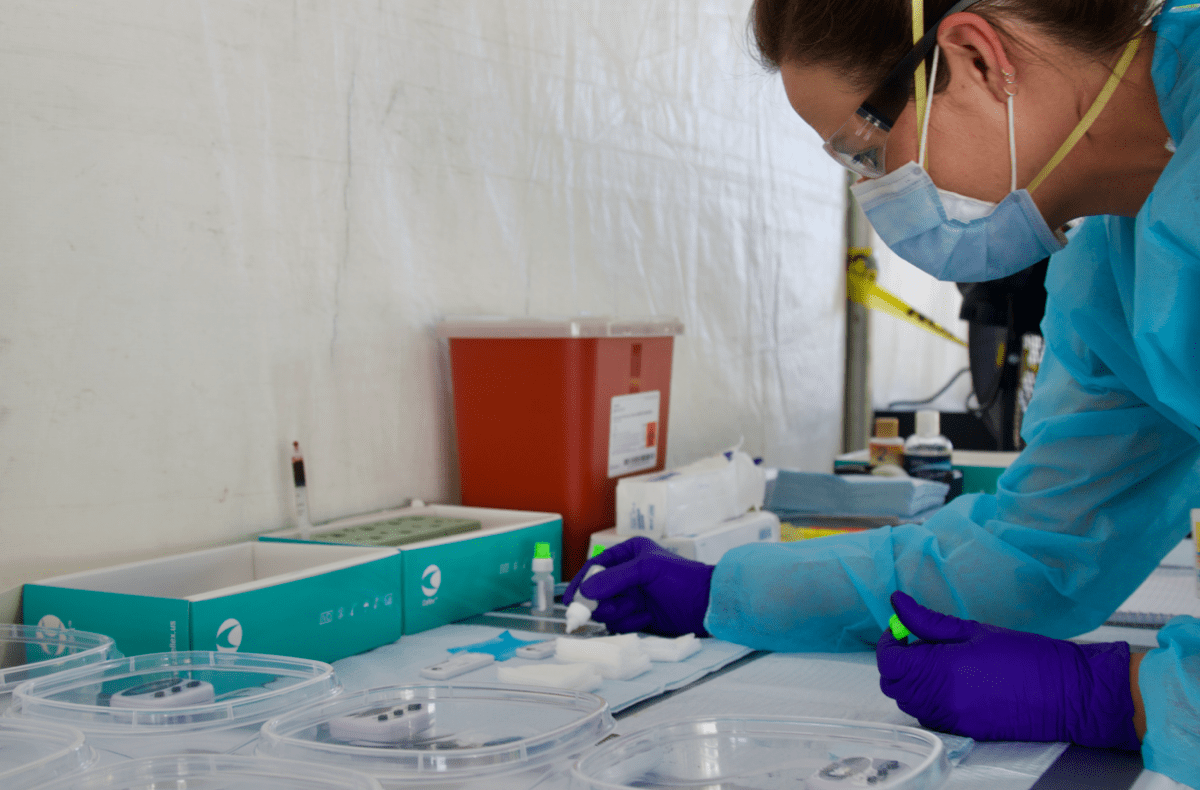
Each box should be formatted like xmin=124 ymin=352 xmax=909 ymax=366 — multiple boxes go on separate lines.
xmin=705 ymin=3 xmax=1200 ymax=785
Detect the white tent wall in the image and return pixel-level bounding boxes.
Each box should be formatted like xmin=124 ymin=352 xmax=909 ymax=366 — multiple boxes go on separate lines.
xmin=0 ymin=0 xmax=846 ymax=590
xmin=869 ymin=229 xmax=974 ymax=416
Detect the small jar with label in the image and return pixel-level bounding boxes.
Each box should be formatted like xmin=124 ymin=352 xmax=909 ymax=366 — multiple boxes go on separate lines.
xmin=869 ymin=417 xmax=905 ymax=470
xmin=903 ymin=410 xmax=954 ymax=483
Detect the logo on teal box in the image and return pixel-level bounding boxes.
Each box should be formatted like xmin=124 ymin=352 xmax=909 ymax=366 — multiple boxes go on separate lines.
xmin=421 ymin=565 xmax=441 ymax=601
xmin=216 ymin=618 xmax=243 ymax=652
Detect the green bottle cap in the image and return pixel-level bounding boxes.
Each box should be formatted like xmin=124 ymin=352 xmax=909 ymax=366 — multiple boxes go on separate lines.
xmin=590 ymin=544 xmax=606 ymax=558
xmin=534 ymin=542 xmax=552 ymax=560
xmin=889 ymin=614 xmax=911 ymax=641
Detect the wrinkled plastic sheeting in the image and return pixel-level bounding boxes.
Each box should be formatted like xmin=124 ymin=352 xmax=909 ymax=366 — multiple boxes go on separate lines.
xmin=0 ymin=0 xmax=846 ymax=588
xmin=869 ymin=228 xmax=974 ymax=414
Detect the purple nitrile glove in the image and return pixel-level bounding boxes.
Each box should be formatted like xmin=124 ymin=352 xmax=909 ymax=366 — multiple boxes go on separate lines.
xmin=876 ymin=591 xmax=1140 ymax=750
xmin=563 ymin=537 xmax=714 ymax=637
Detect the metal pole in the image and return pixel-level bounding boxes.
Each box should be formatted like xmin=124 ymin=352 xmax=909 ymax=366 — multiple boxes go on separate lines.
xmin=843 ymin=170 xmax=876 ymax=453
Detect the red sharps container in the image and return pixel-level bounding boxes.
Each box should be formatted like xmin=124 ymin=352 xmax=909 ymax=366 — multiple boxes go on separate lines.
xmin=438 ymin=316 xmax=683 ymax=577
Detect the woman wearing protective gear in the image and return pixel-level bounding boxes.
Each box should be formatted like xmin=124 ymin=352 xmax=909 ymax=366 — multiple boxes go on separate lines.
xmin=565 ymin=0 xmax=1200 ymax=785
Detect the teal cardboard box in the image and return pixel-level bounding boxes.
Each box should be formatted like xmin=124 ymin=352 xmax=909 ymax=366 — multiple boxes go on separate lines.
xmin=23 ymin=542 xmax=402 ymax=662
xmin=261 ymin=503 xmax=562 ymax=634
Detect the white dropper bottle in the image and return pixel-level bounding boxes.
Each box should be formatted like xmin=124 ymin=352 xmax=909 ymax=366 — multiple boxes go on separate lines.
xmin=903 ymin=410 xmax=954 ymax=482
xmin=565 ymin=544 xmax=607 ymax=633
xmin=531 ymin=542 xmax=555 ymax=614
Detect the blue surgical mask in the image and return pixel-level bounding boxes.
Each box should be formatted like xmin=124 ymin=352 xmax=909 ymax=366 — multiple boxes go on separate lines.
xmin=850 ymin=45 xmax=1084 ymax=283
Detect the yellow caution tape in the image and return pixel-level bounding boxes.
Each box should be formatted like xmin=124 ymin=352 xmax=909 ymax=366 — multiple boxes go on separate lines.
xmin=846 ymin=250 xmax=968 ymax=348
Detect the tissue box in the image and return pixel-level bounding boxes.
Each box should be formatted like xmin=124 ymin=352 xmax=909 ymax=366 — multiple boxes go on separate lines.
xmin=616 ymin=452 xmax=764 ymax=539
xmin=660 ymin=511 xmax=780 ymax=563
xmin=23 ymin=542 xmax=402 ymax=662
xmin=586 ymin=528 xmax=632 ymax=559
xmin=261 ymin=503 xmax=562 ymax=634
xmin=587 ymin=512 xmax=780 ymax=565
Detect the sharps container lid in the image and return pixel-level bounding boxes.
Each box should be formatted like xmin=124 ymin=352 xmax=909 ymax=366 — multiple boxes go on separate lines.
xmin=436 ymin=315 xmax=684 ymax=339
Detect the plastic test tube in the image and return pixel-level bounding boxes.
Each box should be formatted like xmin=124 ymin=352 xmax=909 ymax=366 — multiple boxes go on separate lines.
xmin=292 ymin=441 xmax=312 ymax=539
xmin=531 ymin=542 xmax=555 ymax=614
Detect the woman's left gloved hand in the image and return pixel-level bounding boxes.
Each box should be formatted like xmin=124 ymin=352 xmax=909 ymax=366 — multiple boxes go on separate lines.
xmin=876 ymin=591 xmax=1141 ymax=750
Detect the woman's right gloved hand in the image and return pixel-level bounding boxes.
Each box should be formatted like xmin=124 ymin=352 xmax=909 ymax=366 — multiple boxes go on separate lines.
xmin=563 ymin=536 xmax=714 ymax=637
xmin=876 ymin=591 xmax=1141 ymax=750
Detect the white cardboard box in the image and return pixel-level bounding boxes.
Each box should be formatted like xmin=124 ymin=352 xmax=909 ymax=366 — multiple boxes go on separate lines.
xmin=589 ymin=510 xmax=780 ymax=565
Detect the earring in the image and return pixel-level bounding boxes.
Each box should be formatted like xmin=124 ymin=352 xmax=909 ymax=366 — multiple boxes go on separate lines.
xmin=1002 ymin=68 xmax=1018 ymax=97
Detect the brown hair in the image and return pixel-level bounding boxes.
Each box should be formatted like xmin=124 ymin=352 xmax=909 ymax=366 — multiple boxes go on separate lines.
xmin=751 ymin=0 xmax=1161 ymax=94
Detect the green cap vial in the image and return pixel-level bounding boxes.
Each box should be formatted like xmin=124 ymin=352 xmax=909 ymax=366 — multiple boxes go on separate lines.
xmin=889 ymin=614 xmax=911 ymax=641
xmin=590 ymin=544 xmax=606 ymax=558
xmin=534 ymin=542 xmax=552 ymax=560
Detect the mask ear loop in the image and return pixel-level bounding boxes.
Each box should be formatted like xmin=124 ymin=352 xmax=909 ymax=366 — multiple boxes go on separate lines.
xmin=1003 ymin=68 xmax=1018 ymax=192
xmin=918 ymin=46 xmax=941 ymax=169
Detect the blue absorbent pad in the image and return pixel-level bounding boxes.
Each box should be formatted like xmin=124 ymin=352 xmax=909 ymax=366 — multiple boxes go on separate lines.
xmin=446 ymin=630 xmax=543 ymax=661
xmin=332 ymin=623 xmax=753 ymax=713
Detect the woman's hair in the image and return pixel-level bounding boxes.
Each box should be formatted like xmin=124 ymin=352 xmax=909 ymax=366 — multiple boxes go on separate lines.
xmin=751 ymin=0 xmax=1162 ymax=93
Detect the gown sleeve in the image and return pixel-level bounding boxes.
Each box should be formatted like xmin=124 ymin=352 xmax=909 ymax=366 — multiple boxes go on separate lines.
xmin=706 ymin=224 xmax=1200 ymax=651
xmin=704 ymin=219 xmax=1200 ymax=786
xmin=1140 ymin=617 xmax=1200 ymax=789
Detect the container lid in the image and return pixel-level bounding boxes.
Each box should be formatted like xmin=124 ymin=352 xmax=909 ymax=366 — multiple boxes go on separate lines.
xmin=0 ymin=718 xmax=96 ymax=790
xmin=915 ymin=410 xmax=940 ymax=438
xmin=1 ymin=624 xmax=118 ymax=702
xmin=874 ymin=417 xmax=900 ymax=439
xmin=13 ymin=651 xmax=339 ymax=737
xmin=436 ymin=315 xmax=684 ymax=339
xmin=571 ymin=716 xmax=950 ymax=790
xmin=257 ymin=684 xmax=614 ymax=784
xmin=29 ymin=754 xmax=384 ymax=790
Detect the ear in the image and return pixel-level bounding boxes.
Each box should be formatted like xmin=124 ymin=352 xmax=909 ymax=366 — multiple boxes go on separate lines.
xmin=936 ymin=12 xmax=1017 ymax=105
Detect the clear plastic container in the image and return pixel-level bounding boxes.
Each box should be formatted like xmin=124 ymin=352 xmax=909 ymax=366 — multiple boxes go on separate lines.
xmin=257 ymin=683 xmax=615 ymax=789
xmin=29 ymin=754 xmax=384 ymax=790
xmin=0 ymin=718 xmax=96 ymax=790
xmin=12 ymin=651 xmax=340 ymax=762
xmin=1 ymin=623 xmax=118 ymax=714
xmin=570 ymin=716 xmax=951 ymax=790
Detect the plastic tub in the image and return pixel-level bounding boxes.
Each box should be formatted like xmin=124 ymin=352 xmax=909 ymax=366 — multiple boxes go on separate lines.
xmin=439 ymin=315 xmax=683 ymax=576
xmin=0 ymin=718 xmax=96 ymax=790
xmin=11 ymin=651 xmax=340 ymax=762
xmin=29 ymin=754 xmax=384 ymax=789
xmin=1 ymin=623 xmax=118 ymax=714
xmin=570 ymin=716 xmax=951 ymax=790
xmin=258 ymin=683 xmax=615 ymax=789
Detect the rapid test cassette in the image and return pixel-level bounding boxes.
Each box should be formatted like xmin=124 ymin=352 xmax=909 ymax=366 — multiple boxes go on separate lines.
xmin=109 ymin=677 xmax=216 ymax=709
xmin=328 ymin=701 xmax=434 ymax=745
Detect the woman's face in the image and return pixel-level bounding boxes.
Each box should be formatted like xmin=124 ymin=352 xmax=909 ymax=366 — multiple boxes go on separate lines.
xmin=778 ymin=60 xmax=1018 ymax=204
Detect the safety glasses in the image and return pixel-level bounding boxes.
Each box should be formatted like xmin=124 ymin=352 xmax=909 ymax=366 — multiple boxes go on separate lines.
xmin=823 ymin=0 xmax=984 ymax=178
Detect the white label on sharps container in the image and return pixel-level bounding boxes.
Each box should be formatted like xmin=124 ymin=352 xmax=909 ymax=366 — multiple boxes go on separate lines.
xmin=609 ymin=391 xmax=661 ymax=478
